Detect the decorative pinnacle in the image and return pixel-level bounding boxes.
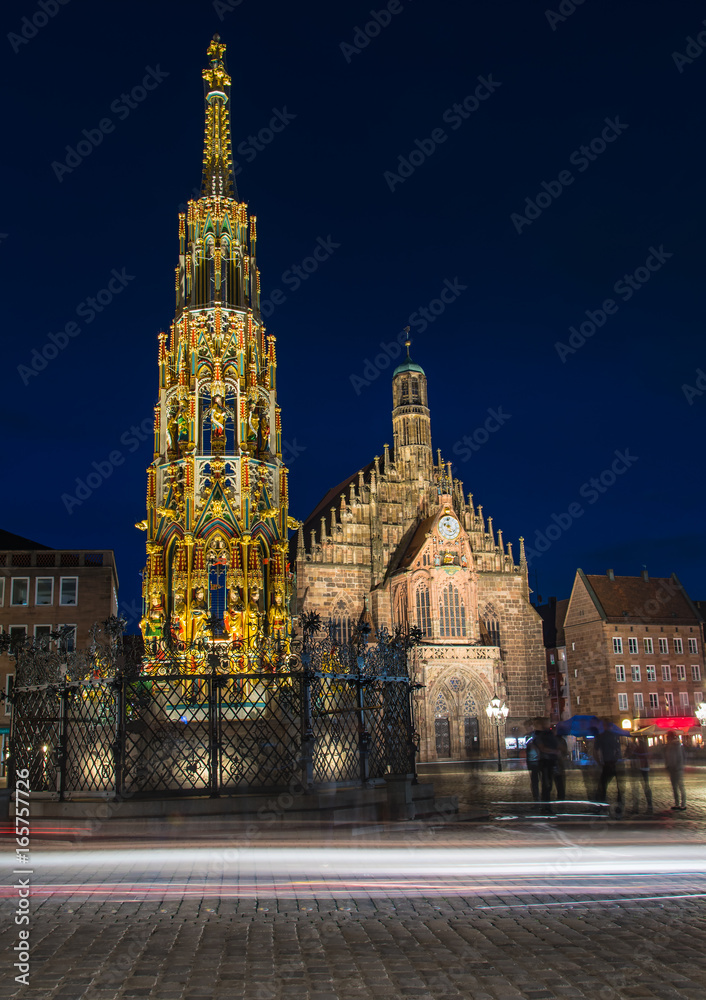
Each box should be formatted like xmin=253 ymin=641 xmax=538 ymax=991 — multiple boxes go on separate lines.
xmin=201 ymin=35 xmax=236 ymax=200
xmin=404 ymin=326 xmax=411 ymax=357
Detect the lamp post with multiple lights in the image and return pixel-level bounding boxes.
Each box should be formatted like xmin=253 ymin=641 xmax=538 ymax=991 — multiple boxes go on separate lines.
xmin=486 ymin=694 xmax=509 ymax=772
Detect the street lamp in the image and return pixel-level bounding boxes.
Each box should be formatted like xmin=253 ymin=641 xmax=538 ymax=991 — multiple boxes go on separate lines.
xmin=696 ymin=702 xmax=706 ymax=727
xmin=486 ymin=693 xmax=509 ymax=772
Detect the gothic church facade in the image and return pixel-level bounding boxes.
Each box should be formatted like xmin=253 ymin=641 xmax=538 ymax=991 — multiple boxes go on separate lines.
xmin=294 ymin=348 xmax=546 ymax=761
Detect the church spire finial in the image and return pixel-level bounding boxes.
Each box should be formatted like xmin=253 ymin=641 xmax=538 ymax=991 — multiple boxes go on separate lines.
xmin=201 ymin=35 xmax=237 ymax=200
xmin=404 ymin=326 xmax=411 ymax=358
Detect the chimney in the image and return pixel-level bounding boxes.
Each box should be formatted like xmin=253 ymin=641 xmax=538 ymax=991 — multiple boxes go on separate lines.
xmin=607 ymin=569 xmax=615 ymax=581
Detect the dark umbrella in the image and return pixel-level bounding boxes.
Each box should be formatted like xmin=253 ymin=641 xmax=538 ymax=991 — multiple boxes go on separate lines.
xmin=555 ymin=714 xmax=622 ymax=736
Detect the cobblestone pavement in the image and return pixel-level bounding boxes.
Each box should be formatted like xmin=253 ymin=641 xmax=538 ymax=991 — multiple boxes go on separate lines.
xmin=2 ymin=845 xmax=706 ymax=1000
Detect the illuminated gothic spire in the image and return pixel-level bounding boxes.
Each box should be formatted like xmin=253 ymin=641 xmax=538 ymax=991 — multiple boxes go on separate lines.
xmin=201 ymin=34 xmax=236 ymax=199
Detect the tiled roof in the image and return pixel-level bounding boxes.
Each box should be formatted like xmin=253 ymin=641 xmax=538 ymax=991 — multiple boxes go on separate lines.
xmin=583 ymin=573 xmax=701 ymax=624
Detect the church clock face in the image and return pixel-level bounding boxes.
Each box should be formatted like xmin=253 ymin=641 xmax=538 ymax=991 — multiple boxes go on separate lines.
xmin=438 ymin=515 xmax=460 ymax=541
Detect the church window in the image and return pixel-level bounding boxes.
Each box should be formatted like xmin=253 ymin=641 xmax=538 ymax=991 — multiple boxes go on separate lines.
xmin=439 ymin=583 xmax=466 ymax=638
xmin=401 ymin=379 xmax=409 ymax=403
xmin=482 ymin=605 xmax=500 ymax=646
xmin=448 ymin=677 xmax=461 ymax=691
xmin=416 ymin=587 xmax=432 ymax=636
xmin=333 ymin=600 xmax=351 ymax=645
xmin=410 ymin=378 xmax=420 ymax=403
xmin=463 ymin=693 xmax=477 ymax=716
xmin=434 ymin=692 xmax=449 ymax=717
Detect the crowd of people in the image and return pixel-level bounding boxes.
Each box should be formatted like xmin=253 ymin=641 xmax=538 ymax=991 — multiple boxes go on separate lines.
xmin=523 ymin=718 xmax=687 ymax=815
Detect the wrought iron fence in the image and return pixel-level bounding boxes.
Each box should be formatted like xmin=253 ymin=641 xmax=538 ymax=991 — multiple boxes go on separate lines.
xmin=6 ymin=616 xmax=419 ymax=799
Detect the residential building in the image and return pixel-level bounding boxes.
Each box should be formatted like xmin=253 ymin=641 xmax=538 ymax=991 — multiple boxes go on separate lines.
xmin=0 ymin=528 xmax=118 ymax=776
xmin=563 ymin=569 xmax=704 ymax=726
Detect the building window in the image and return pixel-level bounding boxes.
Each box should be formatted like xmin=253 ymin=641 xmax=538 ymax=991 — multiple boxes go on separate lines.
xmin=400 ymin=379 xmax=409 ymax=404
xmin=688 ymin=638 xmax=698 ymax=654
xmin=676 ymin=664 xmax=686 ymax=682
xmin=34 ymin=625 xmax=52 ymax=649
xmin=4 ymin=673 xmax=14 ymax=717
xmin=646 ymin=665 xmax=656 ymax=681
xmin=8 ymin=626 xmax=27 ymax=655
xmin=643 ymin=638 xmax=654 ymax=654
xmin=57 ymin=625 xmax=76 ymax=653
xmin=628 ymin=638 xmax=638 ymax=654
xmin=11 ymin=578 xmax=29 ymax=606
xmin=673 ymin=637 xmax=683 ymax=654
xmin=410 ymin=378 xmax=420 ymax=403
xmin=613 ymin=637 xmax=623 ymax=654
xmin=631 ymin=665 xmax=641 ymax=682
xmin=633 ymin=692 xmax=644 ymax=711
xmin=679 ymin=692 xmax=690 ymax=709
xmin=659 ymin=638 xmax=668 ymax=654
xmin=0 ymin=578 xmax=4 ymax=606
xmin=694 ymin=691 xmax=704 ymax=706
xmin=416 ymin=587 xmax=432 ymax=637
xmin=35 ymin=578 xmax=54 ymax=606
xmin=439 ymin=584 xmax=466 ymax=638
xmin=618 ymin=693 xmax=628 ymax=711
xmin=691 ymin=665 xmax=701 ymax=682
xmin=59 ymin=577 xmax=78 ymax=606
xmin=661 ymin=665 xmax=671 ymax=682
xmin=649 ymin=692 xmax=659 ymax=711
xmin=664 ymin=692 xmax=674 ymax=715
xmin=615 ymin=665 xmax=626 ymax=682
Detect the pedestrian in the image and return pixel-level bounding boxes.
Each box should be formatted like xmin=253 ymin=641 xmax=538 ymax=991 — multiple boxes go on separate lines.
xmin=553 ymin=732 xmax=569 ymax=803
xmin=627 ymin=735 xmax=653 ymax=815
xmin=664 ymin=731 xmax=686 ymax=811
xmin=594 ymin=723 xmax=623 ymax=809
xmin=534 ymin=718 xmax=559 ymax=812
xmin=524 ymin=720 xmax=541 ymax=802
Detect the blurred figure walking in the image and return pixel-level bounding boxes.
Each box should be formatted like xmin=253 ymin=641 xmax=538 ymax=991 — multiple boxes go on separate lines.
xmin=627 ymin=735 xmax=653 ymax=815
xmin=594 ymin=725 xmax=623 ymax=809
xmin=664 ymin=732 xmax=686 ymax=811
xmin=524 ymin=721 xmax=541 ymax=803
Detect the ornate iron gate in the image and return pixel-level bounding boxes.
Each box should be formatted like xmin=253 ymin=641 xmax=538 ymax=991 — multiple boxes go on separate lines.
xmin=6 ymin=617 xmax=419 ymax=799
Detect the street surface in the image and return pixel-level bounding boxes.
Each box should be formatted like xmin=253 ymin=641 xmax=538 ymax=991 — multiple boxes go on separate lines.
xmin=2 ymin=766 xmax=706 ymax=999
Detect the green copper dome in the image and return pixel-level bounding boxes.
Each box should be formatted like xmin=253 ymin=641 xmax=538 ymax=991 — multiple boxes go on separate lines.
xmin=393 ymin=336 xmax=425 ymax=377
xmin=393 ymin=358 xmax=425 ymax=377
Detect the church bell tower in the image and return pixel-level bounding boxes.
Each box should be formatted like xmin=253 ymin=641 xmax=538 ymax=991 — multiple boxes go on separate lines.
xmin=139 ymin=36 xmax=293 ymax=660
xmin=391 ymin=337 xmax=433 ymax=479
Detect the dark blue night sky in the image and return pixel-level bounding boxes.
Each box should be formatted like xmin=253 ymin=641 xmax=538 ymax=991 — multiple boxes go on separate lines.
xmin=2 ymin=0 xmax=705 ymax=628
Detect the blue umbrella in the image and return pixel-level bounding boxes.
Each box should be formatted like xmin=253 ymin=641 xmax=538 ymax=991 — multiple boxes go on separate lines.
xmin=555 ymin=714 xmax=622 ymax=736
